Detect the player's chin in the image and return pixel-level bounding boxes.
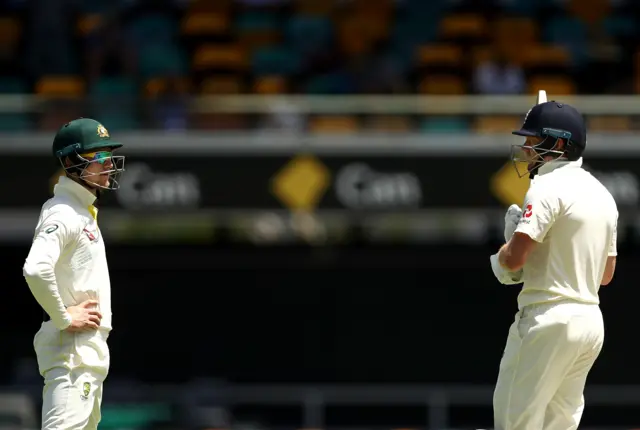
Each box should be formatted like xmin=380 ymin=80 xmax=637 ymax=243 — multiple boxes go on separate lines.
xmin=99 ymin=173 xmax=110 ymax=187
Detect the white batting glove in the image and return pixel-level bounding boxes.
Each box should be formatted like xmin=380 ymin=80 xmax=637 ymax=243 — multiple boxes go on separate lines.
xmin=504 ymin=204 xmax=522 ymax=242
xmin=490 ymin=253 xmax=524 ymax=285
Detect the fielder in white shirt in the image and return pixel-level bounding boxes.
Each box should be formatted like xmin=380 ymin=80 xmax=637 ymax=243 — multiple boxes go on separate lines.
xmin=490 ymin=101 xmax=618 ymax=430
xmin=23 ymin=118 xmax=125 ymax=430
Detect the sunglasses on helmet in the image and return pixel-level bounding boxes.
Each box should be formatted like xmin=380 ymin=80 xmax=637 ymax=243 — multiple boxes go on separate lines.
xmin=79 ymin=151 xmax=112 ymax=164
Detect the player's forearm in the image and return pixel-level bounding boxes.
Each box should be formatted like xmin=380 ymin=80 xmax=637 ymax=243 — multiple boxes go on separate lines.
xmin=23 ymin=261 xmax=71 ymax=330
xmin=498 ymin=242 xmax=526 ymax=272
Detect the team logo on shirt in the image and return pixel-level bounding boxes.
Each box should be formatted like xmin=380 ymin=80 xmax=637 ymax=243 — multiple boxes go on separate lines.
xmin=523 ymin=204 xmax=533 ymax=218
xmin=44 ymin=225 xmax=59 ymax=234
xmin=81 ymin=382 xmax=91 ymax=400
xmin=83 ymin=227 xmax=99 ymax=242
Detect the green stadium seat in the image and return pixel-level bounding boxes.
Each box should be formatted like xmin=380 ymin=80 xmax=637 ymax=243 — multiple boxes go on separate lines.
xmin=251 ymin=46 xmax=301 ymax=75
xmin=305 ymin=72 xmax=353 ymax=94
xmin=89 ymin=77 xmax=137 ymax=96
xmin=129 ymin=14 xmax=178 ymax=46
xmin=0 ymin=77 xmax=28 ymax=93
xmin=88 ymin=77 xmax=139 ymax=131
xmin=78 ymin=0 xmax=110 ymax=13
xmin=0 ymin=114 xmax=32 ymax=132
xmin=100 ymin=404 xmax=171 ymax=429
xmin=604 ymin=16 xmax=636 ymax=37
xmin=286 ymin=16 xmax=333 ymax=53
xmin=420 ymin=117 xmax=469 ymax=133
xmin=235 ymin=12 xmax=279 ymax=31
xmin=139 ymin=44 xmax=188 ymax=78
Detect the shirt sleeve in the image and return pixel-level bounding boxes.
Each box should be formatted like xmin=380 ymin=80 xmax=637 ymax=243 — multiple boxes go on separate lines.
xmin=23 ymin=208 xmax=77 ymax=330
xmin=514 ymin=185 xmax=559 ymax=243
xmin=608 ymin=217 xmax=618 ymax=257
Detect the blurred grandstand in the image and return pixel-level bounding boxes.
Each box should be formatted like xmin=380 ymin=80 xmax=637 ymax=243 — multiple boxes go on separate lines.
xmin=0 ymin=0 xmax=638 ymax=133
xmin=3 ymin=1 xmax=640 ymax=429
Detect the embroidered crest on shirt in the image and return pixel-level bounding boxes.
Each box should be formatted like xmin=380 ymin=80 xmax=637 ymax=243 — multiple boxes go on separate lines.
xmin=81 ymin=382 xmax=91 ymax=400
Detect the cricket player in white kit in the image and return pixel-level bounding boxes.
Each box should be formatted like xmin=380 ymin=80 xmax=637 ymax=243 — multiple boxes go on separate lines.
xmin=23 ymin=118 xmax=125 ymax=429
xmin=489 ymin=97 xmax=618 ymax=430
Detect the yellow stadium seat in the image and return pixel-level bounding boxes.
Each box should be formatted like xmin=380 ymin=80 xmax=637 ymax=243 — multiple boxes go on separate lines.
xmin=522 ymin=45 xmax=571 ymax=68
xmin=349 ymin=0 xmax=393 ymax=11
xmin=494 ymin=17 xmax=538 ymax=48
xmin=0 ymin=17 xmax=20 ymax=46
xmin=419 ymin=75 xmax=465 ymax=95
xmin=200 ymin=76 xmax=244 ymax=94
xmin=439 ymin=14 xmax=487 ymax=39
xmin=471 ymin=46 xmax=492 ymax=65
xmin=294 ymin=0 xmax=334 ymax=15
xmin=528 ymin=75 xmax=576 ymax=95
xmin=144 ymin=78 xmax=166 ymax=98
xmin=587 ymin=116 xmax=631 ymax=132
xmin=253 ymin=76 xmax=287 ymax=94
xmin=416 ymin=44 xmax=463 ymax=67
xmin=567 ymin=0 xmax=610 ymax=25
xmin=367 ymin=116 xmax=412 ymax=132
xmin=338 ymin=16 xmax=389 ymax=55
xmin=181 ymin=11 xmax=229 ymax=36
xmin=308 ymin=116 xmax=359 ymax=134
xmin=36 ymin=76 xmax=85 ymax=97
xmin=144 ymin=77 xmax=191 ymax=98
xmin=474 ymin=116 xmax=522 ymax=133
xmin=191 ymin=113 xmax=247 ymax=130
xmin=338 ymin=21 xmax=371 ymax=56
xmin=192 ymin=44 xmax=248 ymax=71
xmin=77 ymin=14 xmax=102 ymax=35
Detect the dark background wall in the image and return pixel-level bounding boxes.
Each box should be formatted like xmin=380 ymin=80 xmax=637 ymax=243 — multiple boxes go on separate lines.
xmin=2 ymin=241 xmax=634 ymax=387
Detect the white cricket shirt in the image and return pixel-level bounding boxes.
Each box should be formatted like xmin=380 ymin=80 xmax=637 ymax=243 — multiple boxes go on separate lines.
xmin=514 ymin=158 xmax=618 ymax=309
xmin=23 ymin=176 xmax=111 ymax=371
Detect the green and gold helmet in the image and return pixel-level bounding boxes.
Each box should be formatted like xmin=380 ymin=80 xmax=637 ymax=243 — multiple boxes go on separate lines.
xmin=53 ymin=118 xmax=125 ymax=191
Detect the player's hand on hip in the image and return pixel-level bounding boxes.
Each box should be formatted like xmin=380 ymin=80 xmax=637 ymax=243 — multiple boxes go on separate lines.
xmin=504 ymin=204 xmax=523 ymax=242
xmin=65 ymin=299 xmax=102 ymax=332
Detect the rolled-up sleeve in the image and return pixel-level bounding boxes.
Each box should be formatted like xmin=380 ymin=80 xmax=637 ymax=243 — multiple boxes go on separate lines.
xmin=23 ymin=209 xmax=76 ymax=330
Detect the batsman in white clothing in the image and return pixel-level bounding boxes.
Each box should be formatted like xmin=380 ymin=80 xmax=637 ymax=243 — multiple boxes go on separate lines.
xmin=23 ymin=118 xmax=125 ymax=430
xmin=489 ymin=93 xmax=618 ymax=430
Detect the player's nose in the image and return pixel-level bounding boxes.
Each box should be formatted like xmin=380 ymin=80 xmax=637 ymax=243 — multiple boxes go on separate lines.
xmin=103 ymin=157 xmax=114 ymax=169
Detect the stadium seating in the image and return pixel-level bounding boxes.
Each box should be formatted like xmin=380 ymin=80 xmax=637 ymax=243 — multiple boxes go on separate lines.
xmin=0 ymin=0 xmax=636 ymax=132
xmin=308 ymin=115 xmax=360 ymax=134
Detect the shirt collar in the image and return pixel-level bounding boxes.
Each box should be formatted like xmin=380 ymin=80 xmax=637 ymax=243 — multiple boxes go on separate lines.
xmin=54 ymin=176 xmax=97 ymax=207
xmin=537 ymin=157 xmax=583 ymax=176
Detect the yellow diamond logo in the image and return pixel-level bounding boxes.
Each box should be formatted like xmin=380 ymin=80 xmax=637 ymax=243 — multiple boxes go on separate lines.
xmin=490 ymin=162 xmax=530 ymax=207
xmin=271 ymin=155 xmax=331 ymax=211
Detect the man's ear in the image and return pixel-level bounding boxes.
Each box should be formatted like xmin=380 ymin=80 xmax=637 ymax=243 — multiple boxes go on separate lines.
xmin=557 ymin=138 xmax=566 ymax=150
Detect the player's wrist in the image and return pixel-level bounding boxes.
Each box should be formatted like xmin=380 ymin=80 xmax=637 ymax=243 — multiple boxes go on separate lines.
xmin=56 ymin=312 xmax=73 ymax=330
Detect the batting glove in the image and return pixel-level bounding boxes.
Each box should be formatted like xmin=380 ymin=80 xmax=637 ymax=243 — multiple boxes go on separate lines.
xmin=490 ymin=253 xmax=524 ymax=285
xmin=504 ymin=204 xmax=522 ymax=242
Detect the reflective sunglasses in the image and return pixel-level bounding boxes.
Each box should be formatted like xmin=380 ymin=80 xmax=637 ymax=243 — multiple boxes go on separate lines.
xmin=80 ymin=151 xmax=113 ymax=164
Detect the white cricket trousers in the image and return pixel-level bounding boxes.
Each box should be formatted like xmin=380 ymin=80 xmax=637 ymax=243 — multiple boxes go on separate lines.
xmin=34 ymin=322 xmax=109 ymax=430
xmin=493 ymin=301 xmax=604 ymax=430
